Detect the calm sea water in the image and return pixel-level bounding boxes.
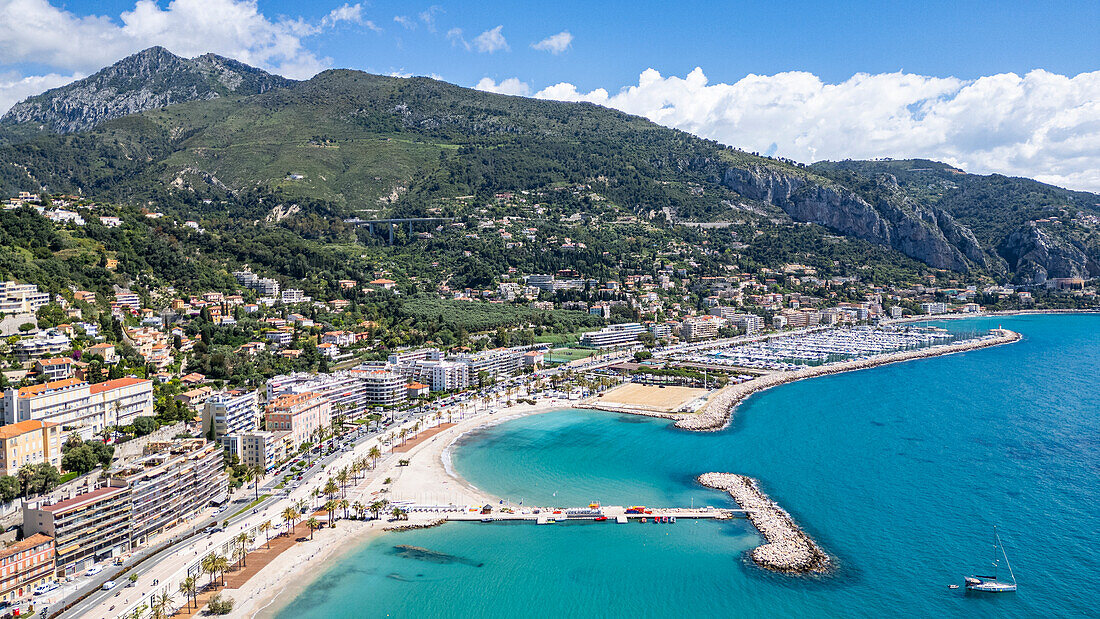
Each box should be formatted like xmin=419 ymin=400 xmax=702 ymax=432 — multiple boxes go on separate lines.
xmin=277 ymin=314 xmax=1099 ymax=618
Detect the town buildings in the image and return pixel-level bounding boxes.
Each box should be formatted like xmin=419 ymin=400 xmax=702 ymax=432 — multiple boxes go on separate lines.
xmin=264 ymin=392 xmax=332 ymax=448
xmin=23 ymin=483 xmax=131 ymax=575
xmin=1 ymin=377 xmax=154 ymax=440
xmin=224 ymin=430 xmax=284 ymax=471
xmin=110 ymin=439 xmax=228 ymax=546
xmin=579 ymin=323 xmax=647 ymax=348
xmin=0 ymin=534 xmax=55 ymax=603
xmin=0 ymin=281 xmax=49 ymax=316
xmin=0 ymin=420 xmax=62 ymax=476
xmin=203 ymin=390 xmax=261 ymax=444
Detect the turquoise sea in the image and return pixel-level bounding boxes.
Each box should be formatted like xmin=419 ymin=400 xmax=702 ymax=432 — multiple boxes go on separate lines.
xmin=277 ymin=314 xmax=1099 ymax=618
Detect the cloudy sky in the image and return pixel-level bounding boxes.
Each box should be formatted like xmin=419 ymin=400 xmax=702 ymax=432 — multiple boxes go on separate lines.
xmin=1 ymin=0 xmax=1099 ymax=191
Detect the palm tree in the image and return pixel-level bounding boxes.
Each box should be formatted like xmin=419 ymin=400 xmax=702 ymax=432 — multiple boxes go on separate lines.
xmin=234 ymin=531 xmax=250 ymax=568
xmin=368 ymin=446 xmax=381 ymax=468
xmin=214 ymin=555 xmax=231 ymax=586
xmin=338 ymin=498 xmax=350 ymax=520
xmin=151 ymin=590 xmax=173 ymax=619
xmin=369 ymin=499 xmax=389 ymax=519
xmin=306 ymin=517 xmax=321 ymax=540
xmin=281 ymin=507 xmax=299 ymax=534
xmin=398 ymin=428 xmax=408 ymax=446
xmin=179 ymin=576 xmax=197 ymax=611
xmin=391 ymin=506 xmax=408 ymax=521
xmin=352 ymin=500 xmax=365 ymax=520
xmin=323 ymin=478 xmax=339 ymax=500
xmin=337 ymin=467 xmax=349 ymax=497
xmin=311 ymin=487 xmax=321 ymax=510
xmin=251 ymin=464 xmax=265 ymax=500
xmin=259 ymin=520 xmax=273 ymax=548
xmin=201 ymin=553 xmax=219 ymax=589
xmin=324 ymin=499 xmax=338 ymax=527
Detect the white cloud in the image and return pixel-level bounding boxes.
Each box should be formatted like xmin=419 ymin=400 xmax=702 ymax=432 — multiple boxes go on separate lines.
xmin=0 ymin=70 xmax=82 ymax=115
xmin=530 ymin=68 xmax=1100 ymax=192
xmin=475 ymin=77 xmax=531 ymax=96
xmin=473 ymin=25 xmax=508 ymax=53
xmin=418 ymin=6 xmax=442 ymax=32
xmin=445 ymin=27 xmax=470 ymax=51
xmin=393 ymin=15 xmax=414 ymax=29
xmin=0 ymin=0 xmax=340 ymax=81
xmin=531 ymin=31 xmax=572 ymax=54
xmin=322 ymin=3 xmax=379 ymax=31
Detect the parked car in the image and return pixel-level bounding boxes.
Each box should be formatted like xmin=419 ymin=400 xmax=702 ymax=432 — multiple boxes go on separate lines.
xmin=102 ymin=580 xmax=117 ymax=590
xmin=86 ymin=565 xmax=103 ymax=576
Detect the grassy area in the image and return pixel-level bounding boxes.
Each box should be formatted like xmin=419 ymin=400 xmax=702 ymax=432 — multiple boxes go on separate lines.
xmin=59 ymin=471 xmax=80 ymax=484
xmin=546 ymin=347 xmax=598 ymax=363
xmin=229 ymin=494 xmax=271 ymax=519
xmin=534 ymin=330 xmax=588 ymax=345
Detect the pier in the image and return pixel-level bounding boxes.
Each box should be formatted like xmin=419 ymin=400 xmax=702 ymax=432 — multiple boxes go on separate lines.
xmin=393 ymin=503 xmax=743 ymax=523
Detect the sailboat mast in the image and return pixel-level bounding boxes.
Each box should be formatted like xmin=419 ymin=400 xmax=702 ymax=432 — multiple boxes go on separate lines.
xmin=996 ymin=528 xmax=1017 ymax=585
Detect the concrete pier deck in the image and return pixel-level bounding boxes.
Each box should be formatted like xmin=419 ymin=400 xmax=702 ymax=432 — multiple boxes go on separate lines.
xmin=395 ymin=504 xmax=744 ymax=522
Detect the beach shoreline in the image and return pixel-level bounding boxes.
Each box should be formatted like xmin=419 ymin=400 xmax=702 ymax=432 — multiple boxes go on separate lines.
xmin=240 ymin=398 xmax=567 ymax=619
xmin=582 ymin=328 xmax=1021 ymax=432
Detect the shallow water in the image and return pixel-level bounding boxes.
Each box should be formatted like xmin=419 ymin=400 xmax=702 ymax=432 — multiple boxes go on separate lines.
xmin=277 ymin=314 xmax=1099 ymax=618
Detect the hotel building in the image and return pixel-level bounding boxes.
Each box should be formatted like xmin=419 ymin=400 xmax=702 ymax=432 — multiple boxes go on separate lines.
xmin=264 ymin=392 xmax=331 ymax=448
xmin=579 ymin=323 xmax=647 ymax=348
xmin=0 ymin=534 xmax=55 ymax=603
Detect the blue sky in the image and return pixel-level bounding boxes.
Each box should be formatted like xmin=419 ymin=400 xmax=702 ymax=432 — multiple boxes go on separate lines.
xmin=0 ymin=0 xmax=1098 ymax=190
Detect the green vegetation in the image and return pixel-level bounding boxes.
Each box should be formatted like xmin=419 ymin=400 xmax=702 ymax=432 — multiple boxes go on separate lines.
xmin=60 ymin=435 xmax=114 ymax=475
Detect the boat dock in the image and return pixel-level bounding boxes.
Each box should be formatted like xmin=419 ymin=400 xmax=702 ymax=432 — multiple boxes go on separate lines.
xmin=430 ymin=504 xmax=746 ymax=523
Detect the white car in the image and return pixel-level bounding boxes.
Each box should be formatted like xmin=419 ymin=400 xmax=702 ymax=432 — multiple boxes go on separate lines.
xmin=86 ymin=565 xmax=103 ymax=576
xmin=102 ymin=580 xmax=116 ymax=590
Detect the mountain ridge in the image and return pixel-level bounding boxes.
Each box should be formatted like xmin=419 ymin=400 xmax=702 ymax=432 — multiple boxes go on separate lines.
xmin=0 ymin=55 xmax=1097 ymax=285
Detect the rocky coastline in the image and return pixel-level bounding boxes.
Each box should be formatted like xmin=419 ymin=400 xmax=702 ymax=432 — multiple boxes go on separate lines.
xmin=698 ymin=472 xmax=830 ymax=574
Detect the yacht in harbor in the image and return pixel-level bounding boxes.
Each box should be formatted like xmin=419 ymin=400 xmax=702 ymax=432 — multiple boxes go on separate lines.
xmin=964 ymin=527 xmax=1017 ymax=592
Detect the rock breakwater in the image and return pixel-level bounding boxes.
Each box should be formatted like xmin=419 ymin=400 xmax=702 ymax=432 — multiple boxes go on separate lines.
xmin=698 ymin=472 xmax=830 ymax=574
xmin=384 ymin=518 xmax=446 ymax=532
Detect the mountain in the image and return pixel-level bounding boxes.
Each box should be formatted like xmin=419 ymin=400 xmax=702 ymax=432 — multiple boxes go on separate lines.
xmin=0 ymin=46 xmax=291 ymax=140
xmin=0 ymin=61 xmax=1097 ymax=286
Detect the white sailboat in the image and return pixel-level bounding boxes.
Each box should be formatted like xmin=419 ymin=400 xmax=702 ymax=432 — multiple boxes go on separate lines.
xmin=964 ymin=526 xmax=1017 ymax=592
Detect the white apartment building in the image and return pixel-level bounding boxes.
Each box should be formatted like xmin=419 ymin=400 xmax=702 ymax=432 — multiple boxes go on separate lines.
xmin=0 ymin=281 xmax=49 ymax=315
xmin=393 ymin=359 xmax=469 ymax=392
xmin=921 ymin=302 xmax=948 ymax=315
xmin=708 ymin=308 xmax=764 ymax=335
xmin=113 ymin=291 xmax=141 ymax=310
xmin=679 ymin=315 xmax=721 ymax=342
xmin=268 ymin=369 xmax=406 ymax=417
xmin=224 ymin=430 xmax=285 ymax=471
xmin=281 ymin=288 xmax=309 ymax=304
xmin=1 ymin=377 xmax=154 ymax=439
xmin=579 ymin=323 xmax=646 ymax=348
xmin=450 ymin=348 xmax=525 ymax=379
xmin=387 ymin=347 xmax=442 ymax=365
xmin=203 ymin=390 xmax=261 ymax=443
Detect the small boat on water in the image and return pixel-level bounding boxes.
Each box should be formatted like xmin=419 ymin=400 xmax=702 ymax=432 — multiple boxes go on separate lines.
xmin=480 ymin=517 xmax=494 ymax=523
xmin=964 ymin=526 xmax=1017 ymax=593
xmin=594 ymin=516 xmax=608 ymax=522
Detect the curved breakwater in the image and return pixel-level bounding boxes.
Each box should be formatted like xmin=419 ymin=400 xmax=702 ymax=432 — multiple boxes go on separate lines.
xmin=698 ymin=472 xmax=830 ymax=574
xmin=673 ymin=328 xmax=1020 ymax=431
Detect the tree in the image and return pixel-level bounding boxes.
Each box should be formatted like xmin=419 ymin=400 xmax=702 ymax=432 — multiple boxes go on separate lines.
xmin=0 ymin=476 xmax=19 ymax=502
xmin=206 ymin=592 xmax=234 ymax=615
xmin=259 ymin=520 xmax=273 ymax=549
xmin=133 ymin=416 xmax=159 ymax=436
xmin=306 ymin=517 xmax=320 ymax=540
xmin=282 ymin=507 xmax=299 ymax=534
xmin=368 ymin=445 xmax=381 ymax=468
xmin=201 ymin=553 xmax=219 ymax=589
xmin=324 ymin=500 xmax=337 ymax=527
xmin=151 ymin=591 xmax=174 ymax=619
xmin=391 ymin=506 xmax=408 ymax=521
xmin=369 ymin=499 xmax=389 ymax=519
xmin=179 ymin=576 xmax=197 ymax=611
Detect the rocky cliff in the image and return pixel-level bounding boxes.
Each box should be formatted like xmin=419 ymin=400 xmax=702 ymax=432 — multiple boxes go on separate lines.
xmin=719 ymin=165 xmax=981 ymax=271
xmin=0 ymin=46 xmax=291 ymax=134
xmin=1000 ymin=223 xmax=1099 ymax=284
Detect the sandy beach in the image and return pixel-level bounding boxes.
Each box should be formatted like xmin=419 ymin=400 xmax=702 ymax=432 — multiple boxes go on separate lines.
xmin=237 ymin=397 xmax=566 ymax=618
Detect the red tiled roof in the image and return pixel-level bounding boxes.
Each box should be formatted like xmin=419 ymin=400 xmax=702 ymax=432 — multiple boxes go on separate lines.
xmin=0 ymin=420 xmax=57 ymax=439
xmin=40 ymin=486 xmax=127 ymax=514
xmin=88 ymin=377 xmax=149 ymax=394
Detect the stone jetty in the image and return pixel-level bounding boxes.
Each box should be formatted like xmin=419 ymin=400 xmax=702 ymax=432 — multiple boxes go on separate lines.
xmin=674 ymin=329 xmax=1020 ymax=432
xmin=698 ymin=472 xmax=830 ymax=574
xmin=384 ymin=518 xmax=447 ymax=532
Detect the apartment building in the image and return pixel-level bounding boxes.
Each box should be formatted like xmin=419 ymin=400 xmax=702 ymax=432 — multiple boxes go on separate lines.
xmin=268 ymin=370 xmax=405 ymax=417
xmin=708 ymin=308 xmax=764 ymax=335
xmin=84 ymin=343 xmax=118 ymax=364
xmin=1 ymin=377 xmax=154 ymax=440
xmin=110 ymin=439 xmax=228 ymax=546
xmin=280 ymin=288 xmax=309 ymax=304
xmin=387 ymin=347 xmax=442 ymax=365
xmin=0 ymin=281 xmax=49 ymax=315
xmin=450 ymin=348 xmax=525 ymax=379
xmin=579 ymin=323 xmax=647 ymax=348
xmin=0 ymin=534 xmax=55 ymax=603
xmin=34 ymin=358 xmax=74 ymax=381
xmin=224 ymin=430 xmax=285 ymax=471
xmin=264 ymin=392 xmax=331 ymax=447
xmin=679 ymin=315 xmax=721 ymax=342
xmin=203 ymin=390 xmax=261 ymax=443
xmin=13 ymin=330 xmax=70 ymax=360
xmin=233 ymin=271 xmax=281 ymax=297
xmin=23 ymin=482 xmax=131 ymax=575
xmin=113 ymin=291 xmax=141 ymax=310
xmin=393 ymin=359 xmax=469 ymax=391
xmin=0 ymin=420 xmax=62 ymax=476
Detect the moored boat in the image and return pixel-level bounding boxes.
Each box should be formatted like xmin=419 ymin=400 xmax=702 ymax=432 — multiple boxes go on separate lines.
xmin=964 ymin=526 xmax=1017 ymax=593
